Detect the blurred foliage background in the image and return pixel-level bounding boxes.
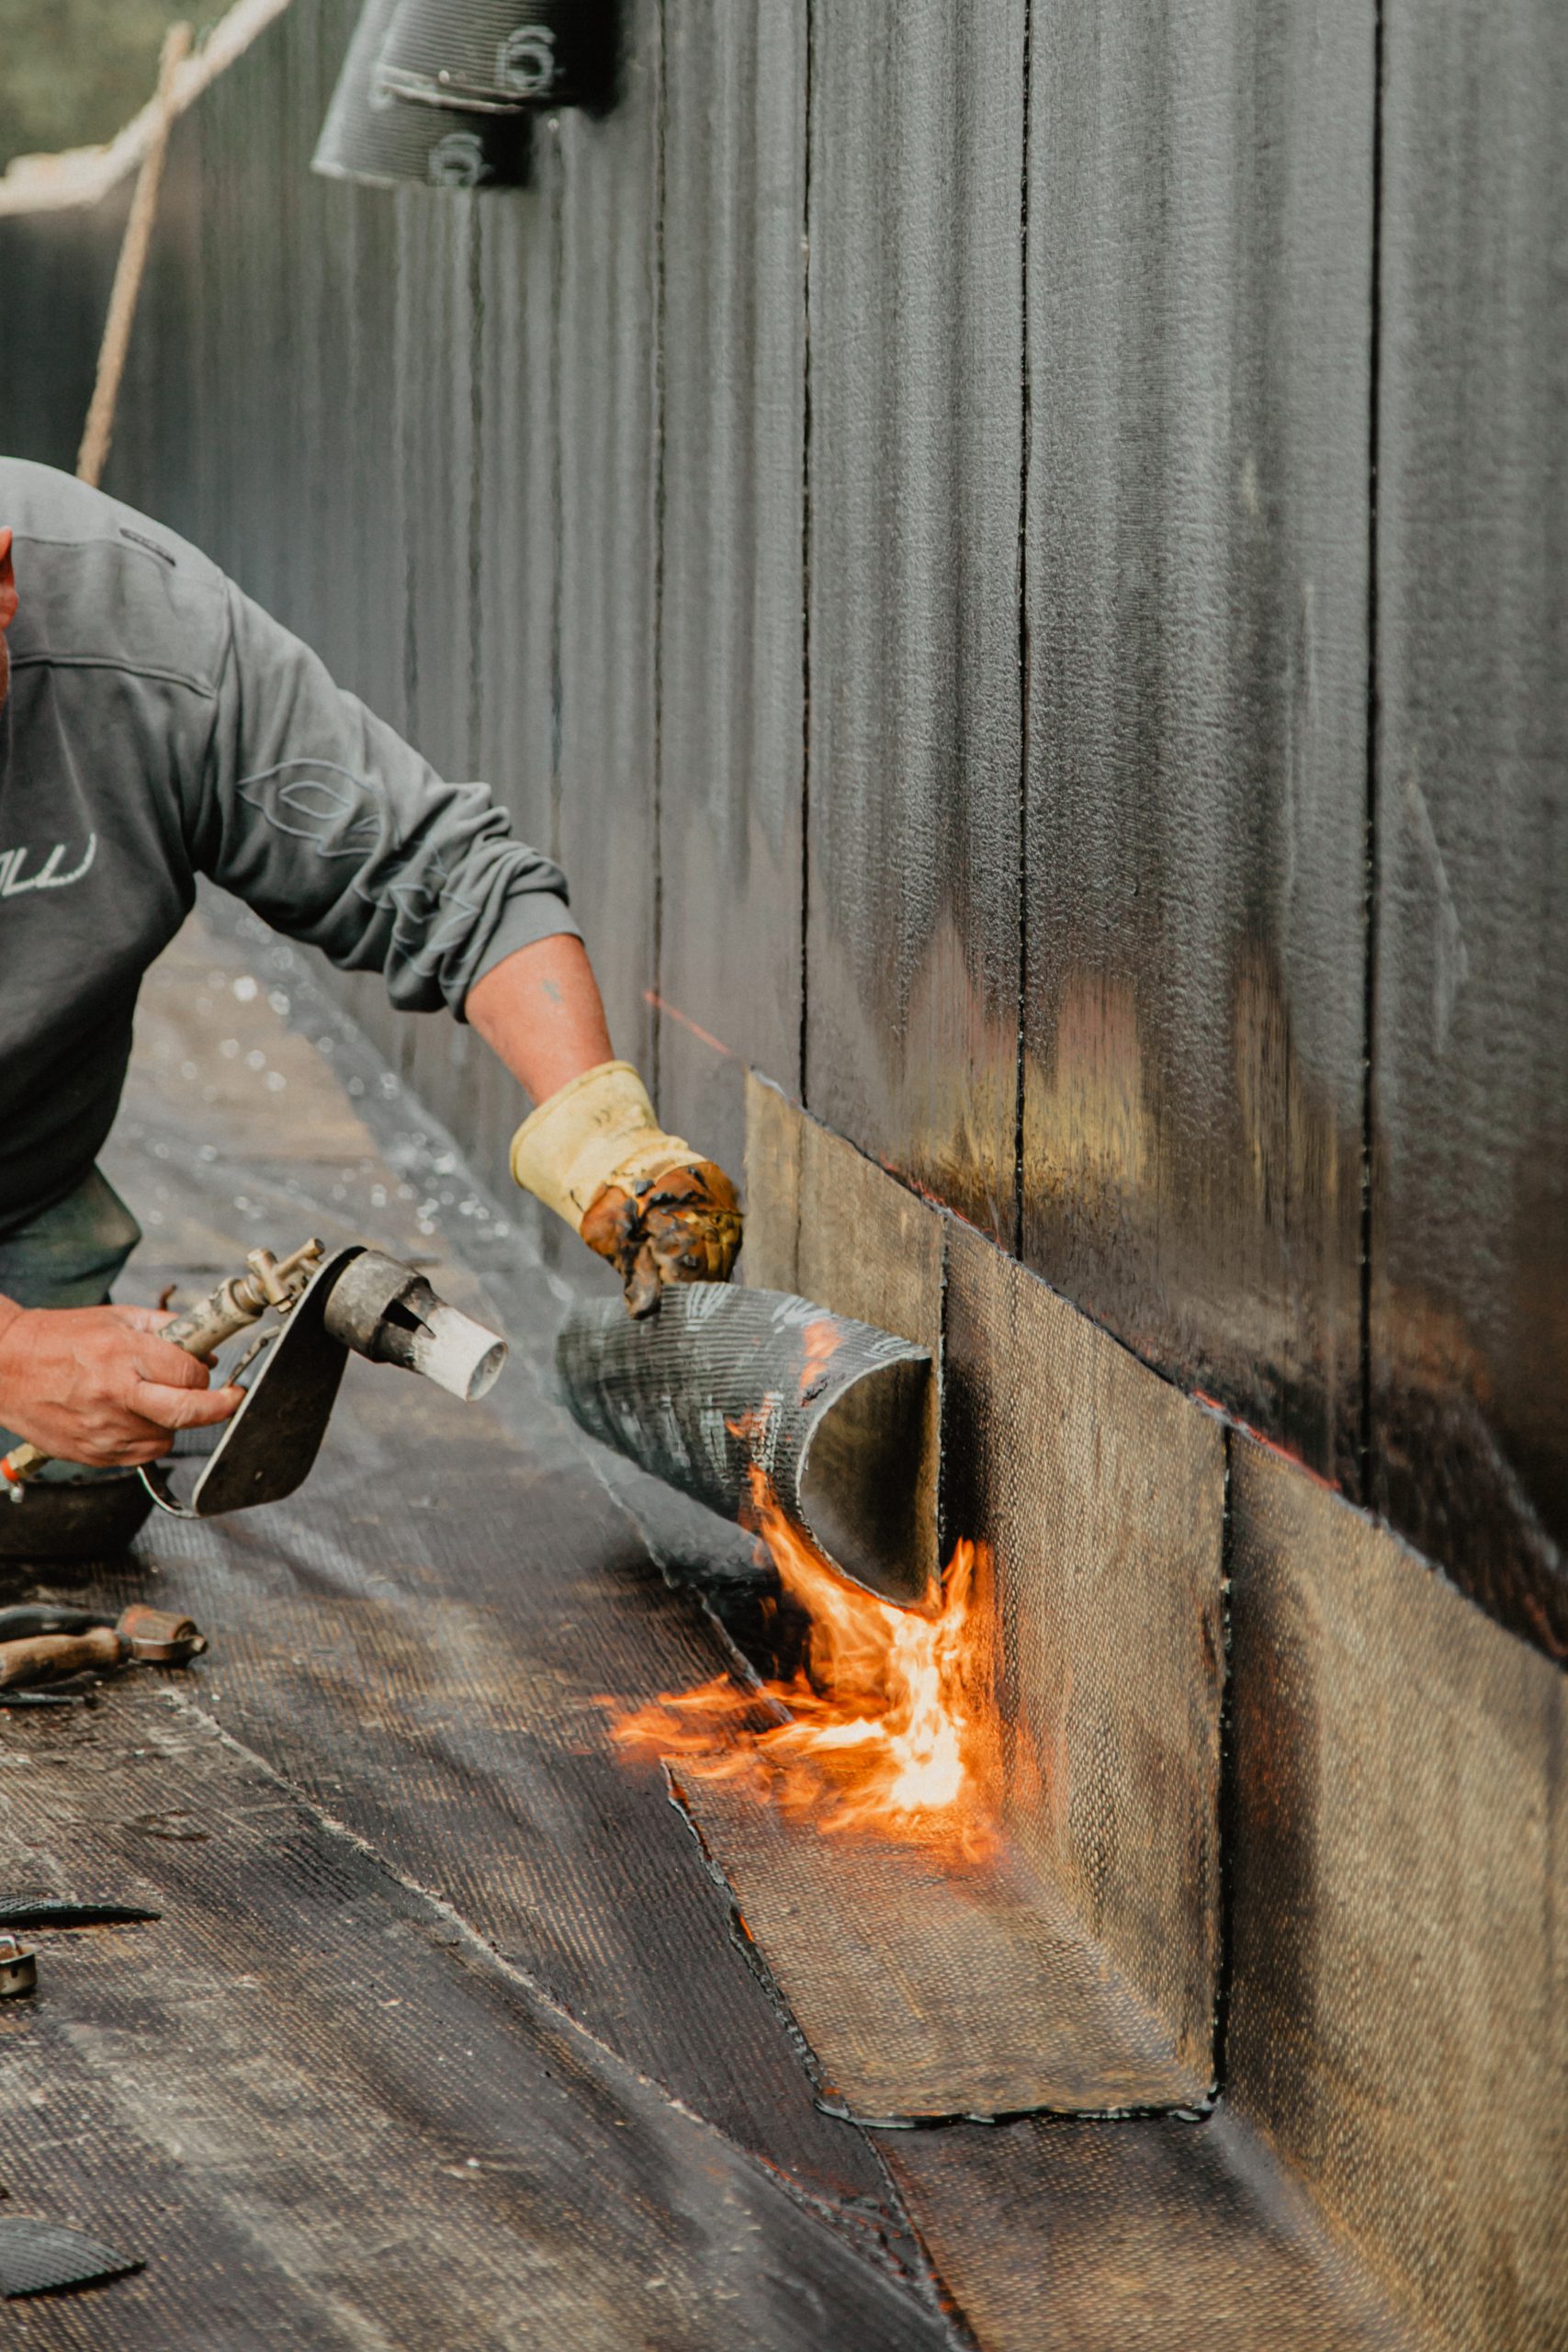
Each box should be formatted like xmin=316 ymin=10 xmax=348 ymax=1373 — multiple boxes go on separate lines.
xmin=0 ymin=1 xmax=203 ymax=171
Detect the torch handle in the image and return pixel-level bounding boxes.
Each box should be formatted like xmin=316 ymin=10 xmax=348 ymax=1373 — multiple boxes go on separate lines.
xmin=0 ymin=1441 xmax=51 ymax=1490
xmin=159 ymin=1278 xmax=271 ymax=1360
xmin=0 ymin=1628 xmax=123 ymax=1688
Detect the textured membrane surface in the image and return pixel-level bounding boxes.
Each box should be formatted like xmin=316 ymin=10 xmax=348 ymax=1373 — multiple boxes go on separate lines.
xmin=943 ymin=1223 xmax=1226 ymax=2083
xmin=654 ymin=0 xmax=807 ymax=1192
xmin=1371 ymin=0 xmax=1568 ymax=1642
xmin=1016 ymin=0 xmax=1371 ymax=1497
xmin=672 ymin=1089 xmax=1222 ymax=2116
xmin=675 ymin=1776 xmax=1205 ymax=2120
xmin=886 ymin=2110 xmax=1422 ymax=2352
xmin=803 ymin=0 xmax=1026 ymax=1242
xmin=0 ymin=1691 xmax=950 ymax=2351
xmin=556 ymin=1285 xmax=933 ymax=1602
xmin=1227 ymin=1439 xmax=1568 ymax=2352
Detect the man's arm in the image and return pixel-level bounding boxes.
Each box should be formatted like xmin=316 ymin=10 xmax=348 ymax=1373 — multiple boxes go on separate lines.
xmin=468 ymin=937 xmax=743 ymax=1315
xmin=466 ymin=934 xmax=613 ymax=1103
xmin=197 ymin=580 xmax=582 ymax=1019
xmin=196 ymin=582 xmax=739 ymax=1312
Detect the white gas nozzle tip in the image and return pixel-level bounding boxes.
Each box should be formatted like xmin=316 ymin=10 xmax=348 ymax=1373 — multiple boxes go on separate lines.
xmin=410 ymin=1303 xmax=508 ymax=1402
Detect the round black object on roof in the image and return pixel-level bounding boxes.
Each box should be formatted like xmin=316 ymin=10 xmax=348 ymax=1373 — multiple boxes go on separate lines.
xmin=314 ymin=0 xmax=534 ymax=190
xmin=376 ymin=0 xmax=616 ymax=117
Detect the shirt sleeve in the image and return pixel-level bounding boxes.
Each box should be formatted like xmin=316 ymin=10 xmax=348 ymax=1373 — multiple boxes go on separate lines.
xmin=195 ymin=579 xmax=579 ymax=1017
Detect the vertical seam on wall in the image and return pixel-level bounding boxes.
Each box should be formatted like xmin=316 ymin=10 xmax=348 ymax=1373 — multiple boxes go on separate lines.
xmin=399 ymin=200 xmax=420 ymax=752
xmin=1012 ymin=0 xmax=1034 ymax=1264
xmin=467 ymin=205 xmax=485 ymax=769
xmin=548 ymin=131 xmax=564 ymax=869
xmin=1209 ymin=1419 xmax=1237 ymax=2096
xmin=650 ymin=0 xmax=669 ymax=1103
xmin=1359 ymin=0 xmax=1386 ymax=1503
xmin=351 ymin=198 xmax=371 ymax=695
xmin=936 ymin=1216 xmax=953 ymax=1564
xmin=797 ymin=0 xmax=814 ymax=1109
xmin=395 ymin=193 xmax=420 ymax=1090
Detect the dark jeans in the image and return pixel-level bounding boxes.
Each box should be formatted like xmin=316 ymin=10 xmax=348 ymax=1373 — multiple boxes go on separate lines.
xmin=0 ymin=1169 xmax=143 ymax=1478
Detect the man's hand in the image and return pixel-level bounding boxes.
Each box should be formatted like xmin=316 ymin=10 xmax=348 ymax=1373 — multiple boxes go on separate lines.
xmin=579 ymin=1159 xmax=742 ymax=1317
xmin=469 ymin=941 xmax=745 ymax=1308
xmin=510 ymin=1060 xmax=743 ymax=1317
xmin=0 ymin=1302 xmax=243 ymax=1468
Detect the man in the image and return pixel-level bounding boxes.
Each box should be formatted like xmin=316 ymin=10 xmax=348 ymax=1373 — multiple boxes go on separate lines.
xmin=0 ymin=457 xmax=740 ymax=1548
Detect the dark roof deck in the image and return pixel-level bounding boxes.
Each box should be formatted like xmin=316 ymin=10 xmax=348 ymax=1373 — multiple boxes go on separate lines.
xmin=0 ymin=909 xmax=1413 ymax=2349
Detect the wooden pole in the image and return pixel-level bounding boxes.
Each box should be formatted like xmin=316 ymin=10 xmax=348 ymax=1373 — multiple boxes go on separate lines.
xmin=75 ymin=20 xmax=194 ymax=490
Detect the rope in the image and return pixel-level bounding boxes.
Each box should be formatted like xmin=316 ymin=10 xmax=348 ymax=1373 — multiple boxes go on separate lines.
xmin=75 ymin=21 xmax=194 ymax=491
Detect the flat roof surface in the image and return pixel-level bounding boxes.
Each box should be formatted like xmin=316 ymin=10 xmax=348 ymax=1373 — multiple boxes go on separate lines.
xmin=0 ymin=906 xmax=1411 ymax=2349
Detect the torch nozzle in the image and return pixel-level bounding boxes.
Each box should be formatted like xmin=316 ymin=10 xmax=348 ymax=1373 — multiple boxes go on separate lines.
xmin=321 ymin=1250 xmax=508 ymax=1402
xmin=404 ymin=1301 xmax=508 ymax=1402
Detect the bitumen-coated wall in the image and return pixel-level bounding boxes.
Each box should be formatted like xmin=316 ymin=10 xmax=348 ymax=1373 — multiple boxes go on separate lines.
xmin=0 ymin=0 xmax=1563 ymax=1655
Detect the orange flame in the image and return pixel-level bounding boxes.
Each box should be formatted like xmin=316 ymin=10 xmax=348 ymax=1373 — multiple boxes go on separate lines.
xmin=797 ymin=1315 xmax=842 ymax=1398
xmin=603 ymin=1469 xmax=1000 ymax=1867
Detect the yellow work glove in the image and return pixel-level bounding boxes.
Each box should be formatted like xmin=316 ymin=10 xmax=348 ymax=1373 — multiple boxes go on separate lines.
xmin=510 ymin=1061 xmax=742 ymax=1317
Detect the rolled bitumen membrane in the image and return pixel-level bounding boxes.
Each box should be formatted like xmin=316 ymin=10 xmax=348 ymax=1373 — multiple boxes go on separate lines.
xmin=555 ymin=1284 xmax=934 ymax=1605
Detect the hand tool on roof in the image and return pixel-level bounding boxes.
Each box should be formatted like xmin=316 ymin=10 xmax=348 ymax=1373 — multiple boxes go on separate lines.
xmin=557 ymin=1286 xmax=932 ymax=1605
xmin=0 ymin=1602 xmax=205 ymax=1659
xmin=0 ymin=1605 xmax=207 ymax=1694
xmin=2 ymin=1240 xmax=506 ymax=1519
xmin=0 ymin=1628 xmax=122 ymax=1690
xmin=0 ymin=1898 xmax=159 ymax=1930
xmin=0 ymin=1899 xmax=160 ymax=2009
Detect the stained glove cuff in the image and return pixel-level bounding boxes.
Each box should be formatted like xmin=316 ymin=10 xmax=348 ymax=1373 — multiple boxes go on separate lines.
xmin=509 ymin=1061 xmax=694 ymax=1230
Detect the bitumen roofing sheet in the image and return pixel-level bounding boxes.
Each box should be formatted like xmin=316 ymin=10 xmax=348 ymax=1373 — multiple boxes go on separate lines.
xmin=0 ymin=909 xmax=1446 ymax=2347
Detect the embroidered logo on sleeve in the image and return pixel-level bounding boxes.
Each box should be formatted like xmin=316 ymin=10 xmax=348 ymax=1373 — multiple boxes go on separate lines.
xmin=237 ymin=763 xmax=383 ymax=859
xmin=0 ymin=834 xmax=97 ymax=897
xmin=237 ymin=762 xmax=483 ymax=978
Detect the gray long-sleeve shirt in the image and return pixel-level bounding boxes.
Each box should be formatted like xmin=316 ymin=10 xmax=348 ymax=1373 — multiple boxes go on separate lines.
xmin=0 ymin=459 xmax=578 ymax=1233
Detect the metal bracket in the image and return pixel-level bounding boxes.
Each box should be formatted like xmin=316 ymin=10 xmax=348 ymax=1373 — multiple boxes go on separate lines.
xmin=140 ymin=1246 xmax=364 ymax=1520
